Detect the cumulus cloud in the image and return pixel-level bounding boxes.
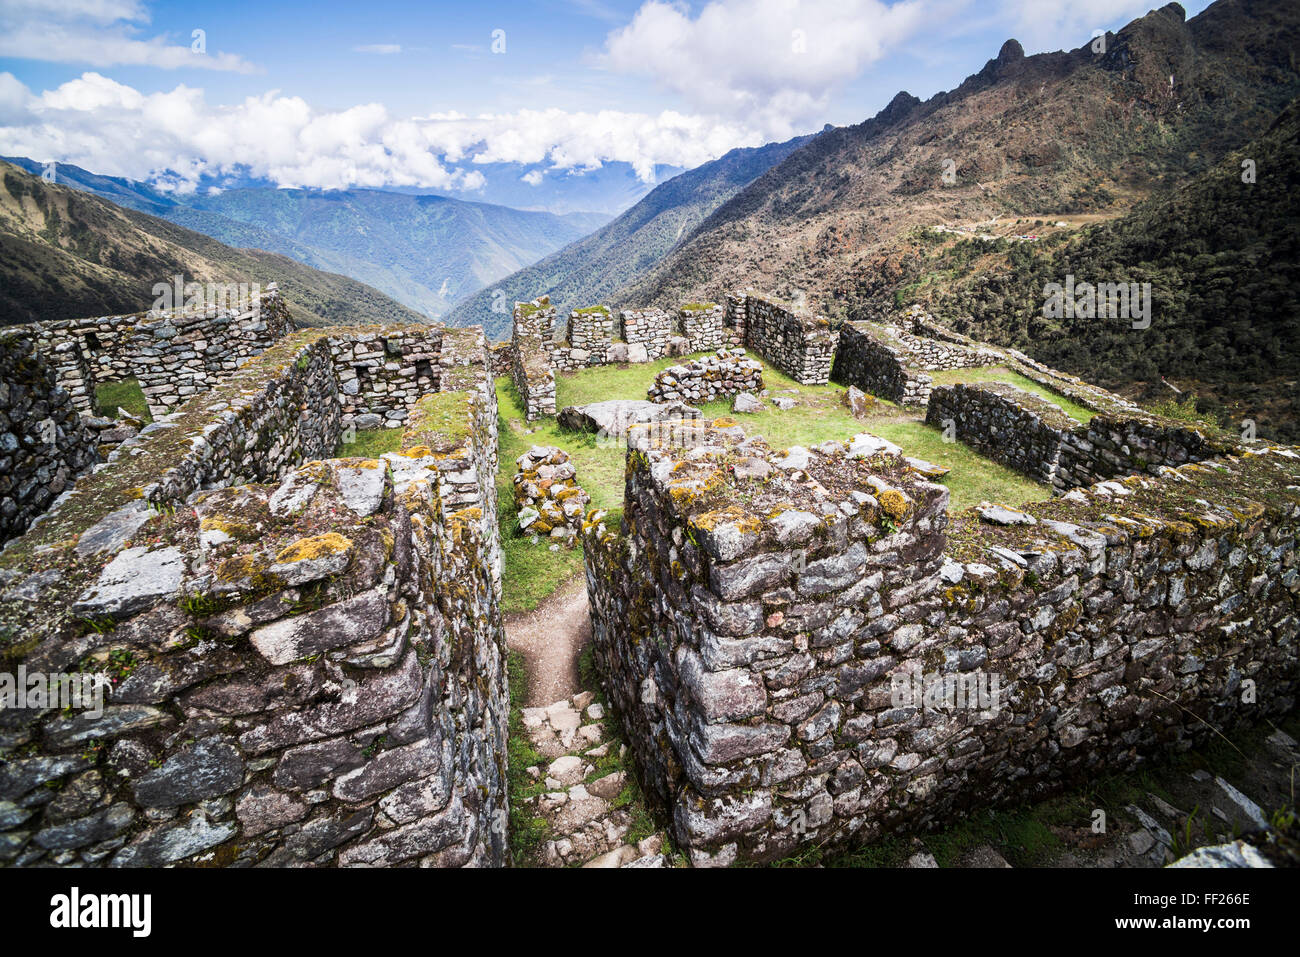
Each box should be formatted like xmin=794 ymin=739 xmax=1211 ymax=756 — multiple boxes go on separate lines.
xmin=0 ymin=0 xmax=256 ymax=72
xmin=598 ymin=0 xmax=930 ymax=137
xmin=0 ymin=72 xmax=761 ymax=191
xmin=998 ymin=0 xmax=1167 ymax=52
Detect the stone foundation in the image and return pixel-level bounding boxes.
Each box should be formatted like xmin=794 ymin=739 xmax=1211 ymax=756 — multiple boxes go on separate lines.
xmin=0 ymin=321 xmax=507 ymax=869
xmin=647 ymin=349 xmax=763 ymax=405
xmin=0 ymin=330 xmax=98 ymax=546
xmin=582 ymin=420 xmax=1300 ymax=866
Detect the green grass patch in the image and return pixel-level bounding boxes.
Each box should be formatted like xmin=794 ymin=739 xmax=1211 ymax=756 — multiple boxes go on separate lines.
xmin=505 ymin=650 xmax=551 ymax=865
xmin=928 ymin=366 xmax=1097 ymax=423
xmin=405 ymin=391 xmax=471 ymax=444
xmin=494 ymin=354 xmax=1058 ymax=610
xmin=94 ymin=378 xmax=152 ymax=422
xmin=865 ymin=419 xmax=1050 ymax=510
xmin=335 ymin=427 xmax=403 ymax=458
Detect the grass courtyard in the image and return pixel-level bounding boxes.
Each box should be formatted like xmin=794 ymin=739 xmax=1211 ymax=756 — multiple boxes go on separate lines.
xmin=320 ymin=354 xmax=1098 ymax=613
xmin=493 ymin=353 xmax=1092 ymax=612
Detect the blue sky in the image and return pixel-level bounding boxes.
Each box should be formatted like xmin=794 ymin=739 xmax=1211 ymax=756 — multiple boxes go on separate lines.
xmin=0 ymin=0 xmax=1215 ymax=195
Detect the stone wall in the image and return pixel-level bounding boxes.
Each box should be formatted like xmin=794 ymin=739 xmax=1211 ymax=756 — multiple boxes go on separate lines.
xmin=620 ymin=308 xmax=673 ymax=362
xmin=925 ymin=382 xmax=1076 ymax=485
xmin=327 ymin=325 xmax=442 ymax=430
xmin=513 ymin=446 xmax=590 ymax=543
xmin=724 ymin=293 xmax=748 ymax=343
xmin=907 ymin=309 xmax=1145 ymax=418
xmin=0 ymin=323 xmax=507 ymax=869
xmin=647 ymin=349 xmax=763 ymax=405
xmin=566 ymin=307 xmax=616 ymax=366
xmin=927 ymin=382 xmax=1233 ymax=492
xmin=489 ymin=342 xmax=514 ymax=379
xmin=0 ymin=329 xmax=98 ymax=546
xmin=15 ymin=287 xmax=295 ymax=419
xmin=832 ymin=321 xmax=934 ymax=406
xmin=679 ymin=304 xmax=729 ymax=353
xmin=510 ymin=300 xmax=558 ymax=421
xmin=582 ymin=421 xmax=1300 ymax=865
xmin=740 ymin=295 xmax=837 ymax=385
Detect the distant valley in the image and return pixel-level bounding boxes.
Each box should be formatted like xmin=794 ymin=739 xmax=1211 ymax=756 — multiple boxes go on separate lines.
xmin=3 ymin=157 xmax=610 ymax=321
xmin=0 ymin=160 xmax=428 ymax=327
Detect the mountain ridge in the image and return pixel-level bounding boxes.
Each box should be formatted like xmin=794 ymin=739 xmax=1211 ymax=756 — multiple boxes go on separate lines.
xmin=609 ymin=0 xmax=1300 ymax=315
xmin=447 ymin=132 xmax=815 ymax=339
xmin=2 ymin=157 xmax=610 ymax=321
xmin=0 ymin=160 xmax=429 ymax=328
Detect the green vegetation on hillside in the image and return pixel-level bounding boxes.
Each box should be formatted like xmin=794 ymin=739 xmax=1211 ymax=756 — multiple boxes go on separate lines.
xmin=449 ymin=134 xmax=813 ymax=338
xmin=881 ymin=101 xmax=1300 ymax=441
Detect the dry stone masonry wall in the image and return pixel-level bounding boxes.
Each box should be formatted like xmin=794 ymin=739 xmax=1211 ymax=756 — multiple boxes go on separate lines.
xmin=0 ymin=318 xmax=507 ymax=869
xmin=678 ymin=304 xmax=728 ymax=353
xmin=14 ymin=288 xmax=295 ymax=419
xmin=582 ymin=421 xmax=1300 ymax=865
xmin=513 ymin=446 xmax=591 ymax=543
xmin=620 ymin=308 xmax=674 ymax=362
xmin=927 ymin=382 xmax=1233 ymax=492
xmin=647 ymin=348 xmax=763 ymax=405
xmin=510 ymin=300 xmax=559 ymax=421
xmin=737 ymin=295 xmax=838 ymax=385
xmin=327 ymin=325 xmax=442 ymax=430
xmin=0 ymin=329 xmax=98 ymax=546
xmin=833 ymin=321 xmax=935 ymax=406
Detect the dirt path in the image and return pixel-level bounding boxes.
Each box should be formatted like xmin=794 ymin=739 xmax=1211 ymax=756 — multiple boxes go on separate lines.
xmin=505 ymin=573 xmax=591 ymax=707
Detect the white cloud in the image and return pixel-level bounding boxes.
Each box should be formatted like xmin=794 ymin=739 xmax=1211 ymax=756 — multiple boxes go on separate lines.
xmin=521 ymin=170 xmax=544 ymax=186
xmin=598 ymin=0 xmax=931 ymax=137
xmin=0 ymin=0 xmax=256 ymax=72
xmin=0 ymin=72 xmax=762 ymax=192
xmin=354 ymin=44 xmax=402 ymax=55
xmin=998 ymin=0 xmax=1167 ymax=52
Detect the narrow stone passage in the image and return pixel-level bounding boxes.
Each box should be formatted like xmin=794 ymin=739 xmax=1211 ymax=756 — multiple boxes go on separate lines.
xmin=504 ymin=572 xmax=591 ymax=707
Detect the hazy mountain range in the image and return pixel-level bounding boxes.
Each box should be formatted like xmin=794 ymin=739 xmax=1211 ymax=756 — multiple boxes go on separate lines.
xmin=3 ymin=157 xmax=610 ymax=320
xmin=448 ymin=133 xmax=817 ymax=338
xmin=0 ymin=160 xmax=427 ymax=327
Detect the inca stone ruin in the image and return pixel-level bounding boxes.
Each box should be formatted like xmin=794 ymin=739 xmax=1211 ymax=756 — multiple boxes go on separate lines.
xmin=1 ymin=288 xmax=1296 ymax=869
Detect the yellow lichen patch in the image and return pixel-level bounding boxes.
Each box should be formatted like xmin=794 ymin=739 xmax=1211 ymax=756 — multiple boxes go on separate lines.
xmin=397 ymin=445 xmax=434 ymax=458
xmin=295 ymin=461 xmax=333 ymax=484
xmin=710 ymin=416 xmax=739 ymax=429
xmin=275 ymin=532 xmax=354 ymax=564
xmin=1226 ymin=502 xmax=1265 ymax=522
xmin=216 ymin=552 xmax=275 ymax=584
xmin=877 ymin=488 xmax=911 ymax=522
xmin=668 ymin=485 xmax=700 ymax=507
xmin=691 ymin=504 xmax=761 ymax=536
xmin=1185 ymin=512 xmax=1234 ymax=532
xmin=199 ymin=516 xmax=258 ymax=540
